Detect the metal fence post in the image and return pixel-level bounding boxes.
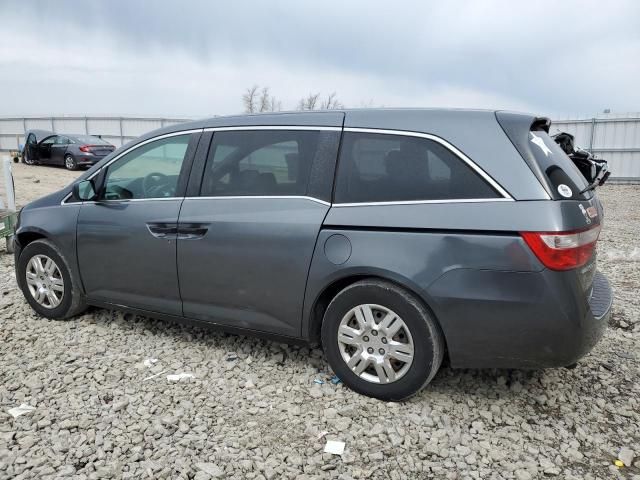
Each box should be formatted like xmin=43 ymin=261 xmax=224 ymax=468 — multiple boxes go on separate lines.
xmin=84 ymin=117 xmax=89 ymax=135
xmin=588 ymin=117 xmax=596 ymax=154
xmin=119 ymin=117 xmax=124 ymax=147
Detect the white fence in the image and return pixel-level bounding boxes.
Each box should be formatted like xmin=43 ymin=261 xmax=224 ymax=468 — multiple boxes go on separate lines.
xmin=0 ymin=116 xmax=191 ymax=152
xmin=550 ymin=114 xmax=640 ymax=182
xmin=1 ymin=114 xmax=639 ymax=181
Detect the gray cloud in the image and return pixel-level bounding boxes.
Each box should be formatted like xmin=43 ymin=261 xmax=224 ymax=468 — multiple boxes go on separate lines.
xmin=1 ymin=0 xmax=639 ymax=117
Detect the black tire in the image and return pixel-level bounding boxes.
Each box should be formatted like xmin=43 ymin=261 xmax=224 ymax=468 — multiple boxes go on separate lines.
xmin=321 ymin=279 xmax=444 ymax=401
xmin=64 ymin=154 xmax=78 ymax=171
xmin=17 ymin=239 xmax=86 ymax=319
xmin=23 ymin=151 xmax=36 ymax=165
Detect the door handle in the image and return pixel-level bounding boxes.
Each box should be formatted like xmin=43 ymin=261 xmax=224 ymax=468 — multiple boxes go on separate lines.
xmin=177 ymin=223 xmax=209 ymax=240
xmin=146 ymin=223 xmax=178 ymax=239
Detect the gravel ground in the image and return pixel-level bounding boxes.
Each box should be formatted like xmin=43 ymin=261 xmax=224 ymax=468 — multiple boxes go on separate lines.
xmin=0 ymin=162 xmax=639 ymax=479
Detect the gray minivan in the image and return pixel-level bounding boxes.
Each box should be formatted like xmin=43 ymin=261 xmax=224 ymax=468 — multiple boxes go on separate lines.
xmin=14 ymin=109 xmax=612 ymax=400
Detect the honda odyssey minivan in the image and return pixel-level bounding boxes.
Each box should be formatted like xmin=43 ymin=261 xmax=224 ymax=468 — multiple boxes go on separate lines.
xmin=14 ymin=109 xmax=612 ymax=400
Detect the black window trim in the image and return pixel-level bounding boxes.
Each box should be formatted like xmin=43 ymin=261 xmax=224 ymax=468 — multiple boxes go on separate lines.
xmin=331 ymin=127 xmax=514 ymax=207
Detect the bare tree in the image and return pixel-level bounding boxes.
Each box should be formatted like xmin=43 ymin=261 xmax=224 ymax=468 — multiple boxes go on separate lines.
xmin=321 ymin=92 xmax=343 ymax=109
xmin=269 ymin=96 xmax=282 ymax=112
xmin=298 ymin=92 xmax=321 ymax=110
xmin=259 ymin=87 xmax=271 ymax=112
xmin=242 ymin=85 xmax=259 ymax=113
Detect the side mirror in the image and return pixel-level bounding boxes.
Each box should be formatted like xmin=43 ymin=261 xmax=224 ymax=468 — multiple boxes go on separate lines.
xmin=72 ymin=179 xmax=97 ymax=201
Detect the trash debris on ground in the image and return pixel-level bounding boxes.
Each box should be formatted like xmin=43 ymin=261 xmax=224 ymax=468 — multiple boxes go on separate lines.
xmin=143 ymin=370 xmax=167 ymax=382
xmin=614 ymin=459 xmax=625 ymax=467
xmin=324 ymin=439 xmax=346 ymax=455
xmin=166 ymin=373 xmax=195 ymax=382
xmin=317 ymin=430 xmax=329 ymax=440
xmin=313 ymin=379 xmax=325 ymax=385
xmin=330 ymin=375 xmax=342 ymax=385
xmin=225 ymin=352 xmax=239 ymax=361
xmin=143 ymin=358 xmax=158 ymax=367
xmin=8 ymin=403 xmax=36 ymax=418
xmin=617 ymin=447 xmax=635 ymax=467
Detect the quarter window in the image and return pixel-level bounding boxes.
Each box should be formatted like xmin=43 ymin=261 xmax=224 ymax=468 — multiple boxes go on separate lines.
xmin=334 ymin=132 xmax=500 ymax=203
xmin=102 ymin=134 xmax=191 ymax=200
xmin=200 ymin=130 xmax=337 ymax=197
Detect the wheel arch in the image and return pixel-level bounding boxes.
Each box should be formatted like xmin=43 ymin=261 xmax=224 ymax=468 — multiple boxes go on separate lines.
xmin=306 ymin=269 xmax=449 ymax=360
xmin=16 ymin=228 xmax=49 ymax=252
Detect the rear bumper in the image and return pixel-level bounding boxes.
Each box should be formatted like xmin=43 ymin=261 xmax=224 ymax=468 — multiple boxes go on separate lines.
xmin=76 ymin=155 xmax=105 ymax=166
xmin=430 ymin=269 xmax=612 ymax=369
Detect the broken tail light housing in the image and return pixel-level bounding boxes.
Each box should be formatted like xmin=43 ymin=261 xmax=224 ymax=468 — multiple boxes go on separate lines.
xmin=521 ymin=224 xmax=601 ymax=271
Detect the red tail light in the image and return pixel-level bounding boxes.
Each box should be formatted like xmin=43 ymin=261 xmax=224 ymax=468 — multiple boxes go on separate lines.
xmin=79 ymin=145 xmax=91 ymax=153
xmin=521 ymin=224 xmax=601 ymax=271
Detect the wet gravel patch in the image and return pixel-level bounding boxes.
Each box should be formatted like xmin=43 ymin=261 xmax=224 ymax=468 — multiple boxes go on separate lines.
xmin=0 ymin=184 xmax=639 ymax=479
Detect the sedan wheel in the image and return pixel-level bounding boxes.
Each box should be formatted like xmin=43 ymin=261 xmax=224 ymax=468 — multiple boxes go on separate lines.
xmin=23 ymin=152 xmax=35 ymax=165
xmin=65 ymin=155 xmax=78 ymax=171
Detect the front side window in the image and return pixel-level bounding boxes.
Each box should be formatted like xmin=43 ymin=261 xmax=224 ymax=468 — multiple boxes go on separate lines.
xmin=102 ymin=134 xmax=191 ymax=200
xmin=200 ymin=130 xmax=334 ymax=197
xmin=334 ymin=132 xmax=500 ymax=203
xmin=41 ymin=136 xmax=57 ymax=145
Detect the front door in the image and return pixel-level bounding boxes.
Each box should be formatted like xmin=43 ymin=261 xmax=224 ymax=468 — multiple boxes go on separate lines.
xmin=77 ymin=132 xmax=199 ymax=315
xmin=38 ymin=135 xmax=57 ymax=164
xmin=25 ymin=133 xmax=38 ymax=162
xmin=177 ymin=127 xmax=341 ymax=337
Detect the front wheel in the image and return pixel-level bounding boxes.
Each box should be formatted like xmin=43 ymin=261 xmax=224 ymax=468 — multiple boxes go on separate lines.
xmin=17 ymin=239 xmax=86 ymax=319
xmin=321 ymin=279 xmax=444 ymax=401
xmin=23 ymin=151 xmax=36 ymax=165
xmin=64 ymin=154 xmax=78 ymax=171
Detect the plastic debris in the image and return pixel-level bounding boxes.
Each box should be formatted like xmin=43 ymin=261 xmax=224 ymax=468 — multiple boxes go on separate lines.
xmin=614 ymin=459 xmax=624 ymax=467
xmin=8 ymin=403 xmax=36 ymax=418
xmin=324 ymin=439 xmax=345 ymax=455
xmin=313 ymin=379 xmax=325 ymax=385
xmin=330 ymin=375 xmax=342 ymax=385
xmin=143 ymin=370 xmax=167 ymax=382
xmin=317 ymin=430 xmax=329 ymax=440
xmin=167 ymin=373 xmax=195 ymax=382
xmin=143 ymin=358 xmax=158 ymax=368
xmin=618 ymin=447 xmax=635 ymax=467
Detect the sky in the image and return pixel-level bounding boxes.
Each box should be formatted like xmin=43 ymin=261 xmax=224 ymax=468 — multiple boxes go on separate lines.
xmin=0 ymin=0 xmax=639 ymax=119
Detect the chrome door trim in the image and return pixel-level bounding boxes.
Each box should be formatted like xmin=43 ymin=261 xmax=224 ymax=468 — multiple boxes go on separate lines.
xmin=184 ymin=195 xmax=331 ymax=207
xmin=342 ymin=127 xmax=514 ymax=200
xmin=203 ymin=125 xmax=342 ymax=133
xmin=332 ymin=198 xmax=514 ymax=208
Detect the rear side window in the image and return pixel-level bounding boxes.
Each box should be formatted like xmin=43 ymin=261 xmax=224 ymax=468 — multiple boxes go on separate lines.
xmin=334 ymin=132 xmax=500 ymax=203
xmin=496 ymin=112 xmax=590 ymax=200
xmin=200 ymin=129 xmax=340 ymax=199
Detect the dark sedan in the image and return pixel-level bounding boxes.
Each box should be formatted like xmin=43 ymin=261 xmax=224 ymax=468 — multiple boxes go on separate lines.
xmin=22 ymin=130 xmax=115 ymax=170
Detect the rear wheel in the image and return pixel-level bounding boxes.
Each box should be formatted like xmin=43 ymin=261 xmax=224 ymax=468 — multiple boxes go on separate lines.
xmin=17 ymin=239 xmax=86 ymax=319
xmin=64 ymin=154 xmax=78 ymax=171
xmin=321 ymin=279 xmax=444 ymax=401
